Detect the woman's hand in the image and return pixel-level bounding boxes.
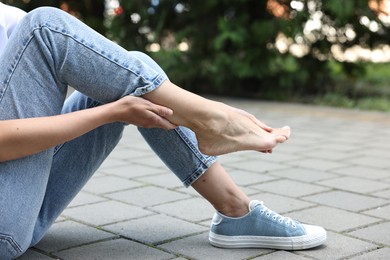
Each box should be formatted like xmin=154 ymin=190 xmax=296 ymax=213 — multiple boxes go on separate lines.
xmin=111 ymin=96 xmax=177 ymax=130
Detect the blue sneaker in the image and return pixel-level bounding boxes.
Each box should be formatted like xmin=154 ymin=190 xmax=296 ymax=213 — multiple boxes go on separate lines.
xmin=209 ymin=200 xmax=326 ymax=250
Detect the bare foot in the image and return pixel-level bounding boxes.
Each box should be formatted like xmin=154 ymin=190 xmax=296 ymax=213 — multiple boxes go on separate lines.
xmin=193 ymin=103 xmax=291 ymax=156
xmin=143 ymin=81 xmax=290 ymax=155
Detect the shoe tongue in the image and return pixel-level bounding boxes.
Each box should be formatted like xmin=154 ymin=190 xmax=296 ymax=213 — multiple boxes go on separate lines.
xmin=249 ymin=200 xmax=262 ymax=211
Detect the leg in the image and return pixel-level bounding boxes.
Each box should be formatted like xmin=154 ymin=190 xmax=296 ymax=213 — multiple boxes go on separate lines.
xmin=30 ymin=92 xmax=125 ymax=246
xmin=135 ymin=51 xmax=324 ymax=249
xmin=140 ymin=127 xmax=326 ymax=250
xmin=192 ymin=163 xmax=250 ymax=217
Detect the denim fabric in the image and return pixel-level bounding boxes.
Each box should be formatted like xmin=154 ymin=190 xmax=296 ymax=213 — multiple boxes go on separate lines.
xmin=0 ymin=7 xmax=216 ymax=259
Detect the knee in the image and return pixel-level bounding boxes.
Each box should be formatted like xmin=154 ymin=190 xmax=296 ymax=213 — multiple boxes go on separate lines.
xmin=25 ymin=6 xmax=61 ymax=21
xmin=22 ymin=7 xmax=69 ymax=30
xmin=129 ymin=51 xmax=153 ymax=63
xmin=28 ymin=6 xmax=64 ymax=18
xmin=0 ymin=233 xmax=29 ymax=259
xmin=129 ymin=51 xmax=167 ymax=77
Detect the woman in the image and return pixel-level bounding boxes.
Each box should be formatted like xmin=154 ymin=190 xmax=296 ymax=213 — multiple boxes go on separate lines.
xmin=0 ymin=4 xmax=326 ymax=258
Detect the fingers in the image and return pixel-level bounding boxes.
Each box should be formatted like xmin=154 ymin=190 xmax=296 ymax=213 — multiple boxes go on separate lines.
xmin=149 ymin=104 xmax=177 ymax=130
xmin=154 ymin=104 xmax=174 ymax=118
xmin=153 ymin=115 xmax=177 ymax=130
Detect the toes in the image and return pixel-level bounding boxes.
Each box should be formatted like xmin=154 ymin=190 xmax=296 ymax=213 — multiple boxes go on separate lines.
xmin=275 ymin=135 xmax=288 ymax=143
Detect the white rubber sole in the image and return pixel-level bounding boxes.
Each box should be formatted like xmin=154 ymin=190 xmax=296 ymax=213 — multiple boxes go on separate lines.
xmin=209 ymin=225 xmax=327 ymax=250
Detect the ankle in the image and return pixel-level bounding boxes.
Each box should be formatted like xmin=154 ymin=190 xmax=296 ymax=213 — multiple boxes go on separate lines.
xmin=217 ymin=199 xmax=250 ymax=218
xmin=190 ymin=101 xmax=229 ymax=131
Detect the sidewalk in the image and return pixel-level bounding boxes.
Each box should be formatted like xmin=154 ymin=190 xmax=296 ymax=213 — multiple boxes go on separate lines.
xmin=20 ymin=99 xmax=390 ymax=260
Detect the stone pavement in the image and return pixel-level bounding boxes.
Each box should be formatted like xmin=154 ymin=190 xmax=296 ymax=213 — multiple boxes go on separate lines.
xmin=18 ymin=98 xmax=390 ymax=260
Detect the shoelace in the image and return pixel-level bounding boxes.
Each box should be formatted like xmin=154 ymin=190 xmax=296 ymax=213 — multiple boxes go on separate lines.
xmin=257 ymin=201 xmax=297 ymax=228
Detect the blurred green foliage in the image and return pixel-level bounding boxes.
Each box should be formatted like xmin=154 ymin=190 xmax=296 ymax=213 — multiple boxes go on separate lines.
xmin=3 ymin=0 xmax=390 ymax=109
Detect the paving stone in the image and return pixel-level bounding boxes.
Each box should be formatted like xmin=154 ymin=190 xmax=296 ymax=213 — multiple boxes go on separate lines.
xmin=150 ymin=197 xmax=215 ymax=222
xmin=217 ymin=153 xmax=248 ymax=165
xmin=253 ymin=251 xmax=310 ymax=259
xmin=317 ymin=177 xmax=390 ymax=194
xmin=223 ymin=159 xmax=290 ymax=173
xmin=35 ymin=220 xmax=115 ymax=252
xmin=103 ymin=214 xmax=207 ymax=245
xmin=288 ymin=206 xmax=381 ymax=232
xmin=68 ymin=191 xmax=106 ymax=208
xmin=242 ymin=186 xmax=266 ymax=196
xmin=269 ymin=168 xmax=337 ymax=183
xmin=363 ymin=204 xmax=390 ymax=220
xmin=135 ymin=172 xmax=184 ymax=189
xmin=251 ymin=179 xmax=330 ymax=198
xmin=103 ymin=163 xmax=166 ymax=179
xmin=17 ymin=250 xmax=55 ymax=260
xmin=300 ymin=149 xmax=358 ymax=161
xmin=349 ymin=222 xmax=390 ymax=246
xmin=303 ymin=191 xmax=388 ymax=212
xmin=308 ymin=142 xmax=363 ymax=153
xmin=331 ymin=166 xmax=390 ymax=180
xmin=174 ymin=186 xmax=202 ymax=197
xmin=132 ymin=155 xmax=170 ymax=170
xmin=286 ymin=158 xmax=349 ymax=171
xmin=275 ymin=142 xmax=317 ymax=154
xmin=239 ymin=151 xmax=303 ymax=163
xmin=105 ymin=186 xmax=190 ymax=207
xmin=159 ymin=232 xmax=272 ymax=260
xmin=249 ymin=192 xmax=314 ymax=214
xmin=98 ymin=157 xmax=131 ymax=169
xmin=358 ymin=146 xmax=390 ymax=159
xmin=344 ymin=156 xmax=390 ymax=169
xmin=62 ymin=201 xmax=154 ymax=226
xmin=227 ymin=169 xmax=278 ymax=186
xmin=108 ymin=146 xmax=151 ymax=161
xmin=55 ymin=216 xmax=67 ymax=223
xmin=82 ymin=175 xmax=143 ymax=194
xmin=371 ymin=189 xmax=390 ymax=199
xmin=350 ymin=247 xmax=390 ymax=259
xmin=56 ymin=238 xmax=175 ymax=259
xmin=296 ymin=231 xmax=377 ymax=259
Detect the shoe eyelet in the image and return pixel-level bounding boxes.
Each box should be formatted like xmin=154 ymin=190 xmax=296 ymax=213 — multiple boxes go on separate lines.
xmin=279 ymin=219 xmax=283 ymax=223
xmin=272 ymin=216 xmax=276 ymax=220
xmin=292 ymin=224 xmax=297 ymax=228
xmin=266 ymin=213 xmax=270 ymax=216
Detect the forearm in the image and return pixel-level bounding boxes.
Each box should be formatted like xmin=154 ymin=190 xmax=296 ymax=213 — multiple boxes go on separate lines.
xmin=0 ymin=103 xmax=115 ymax=162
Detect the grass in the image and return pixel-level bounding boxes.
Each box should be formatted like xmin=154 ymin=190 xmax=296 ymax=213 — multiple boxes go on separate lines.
xmin=312 ymin=62 xmax=390 ymax=112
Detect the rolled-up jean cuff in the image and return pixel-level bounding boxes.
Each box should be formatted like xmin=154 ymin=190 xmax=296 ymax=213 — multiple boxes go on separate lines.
xmin=182 ymin=156 xmax=218 ymax=187
xmin=131 ymin=76 xmax=168 ymax=97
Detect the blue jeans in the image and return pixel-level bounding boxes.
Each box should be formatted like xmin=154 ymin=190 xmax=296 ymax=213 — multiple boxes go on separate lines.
xmin=0 ymin=7 xmax=216 ymax=259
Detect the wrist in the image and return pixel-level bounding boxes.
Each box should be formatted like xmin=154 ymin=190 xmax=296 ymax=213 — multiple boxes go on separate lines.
xmin=91 ymin=102 xmax=120 ymax=125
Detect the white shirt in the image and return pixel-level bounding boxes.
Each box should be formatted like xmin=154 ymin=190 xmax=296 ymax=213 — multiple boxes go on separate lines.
xmin=0 ymin=3 xmax=26 ymax=56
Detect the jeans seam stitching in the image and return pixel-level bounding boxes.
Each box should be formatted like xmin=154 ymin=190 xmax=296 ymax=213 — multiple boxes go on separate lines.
xmin=174 ymin=127 xmax=212 ymax=164
xmin=0 ymin=233 xmax=23 ymax=254
xmin=174 ymin=127 xmax=217 ymax=186
xmin=0 ymin=29 xmax=36 ymax=106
